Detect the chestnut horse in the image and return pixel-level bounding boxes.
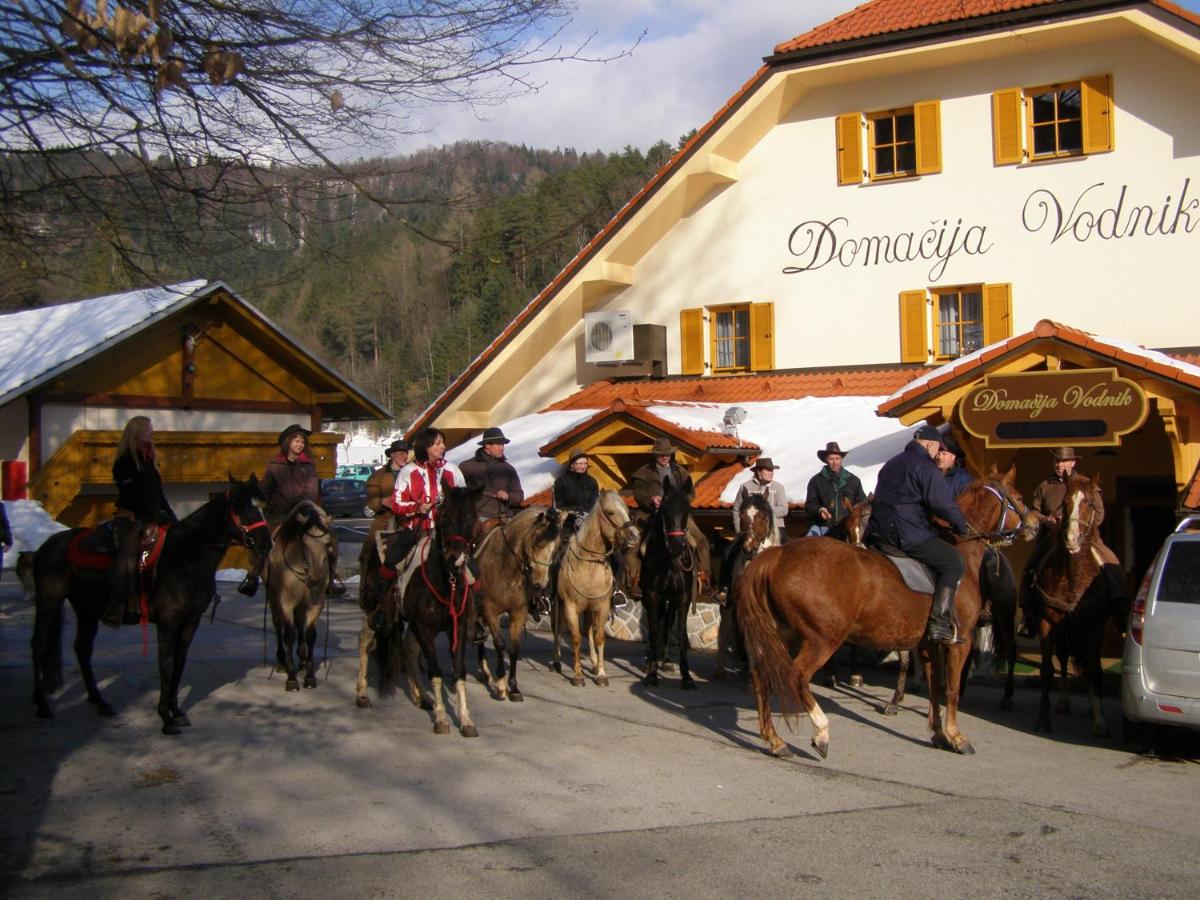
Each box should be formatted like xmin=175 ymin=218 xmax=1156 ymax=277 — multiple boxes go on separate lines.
xmin=737 ymin=466 xmax=1037 ymax=759
xmin=1031 ymin=472 xmax=1127 ymax=736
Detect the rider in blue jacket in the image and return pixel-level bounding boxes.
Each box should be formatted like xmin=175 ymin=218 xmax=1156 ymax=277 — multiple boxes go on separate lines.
xmin=865 ymin=425 xmax=970 ymax=644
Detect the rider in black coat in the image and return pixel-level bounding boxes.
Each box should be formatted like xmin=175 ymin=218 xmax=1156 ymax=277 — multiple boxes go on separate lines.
xmin=866 ymin=426 xmax=969 ymax=644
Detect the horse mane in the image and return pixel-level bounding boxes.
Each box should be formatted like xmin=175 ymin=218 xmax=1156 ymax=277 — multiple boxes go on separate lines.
xmin=277 ymin=500 xmax=326 ymax=546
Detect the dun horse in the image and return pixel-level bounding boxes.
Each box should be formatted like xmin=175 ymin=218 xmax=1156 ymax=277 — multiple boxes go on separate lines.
xmin=31 ymin=476 xmax=272 ymax=733
xmin=1031 ymin=472 xmax=1126 ymax=736
xmin=267 ymin=500 xmax=331 ymax=692
xmin=737 ymin=467 xmax=1037 ymax=759
xmin=640 ymin=480 xmax=699 ymax=689
xmin=553 ymin=491 xmax=637 ymax=687
xmin=474 ymin=507 xmax=561 ymax=701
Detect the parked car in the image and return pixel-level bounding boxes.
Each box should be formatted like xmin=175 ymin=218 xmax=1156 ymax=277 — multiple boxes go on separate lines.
xmin=335 ymin=463 xmax=374 ymax=482
xmin=1121 ymin=514 xmax=1200 ymax=756
xmin=319 ymin=478 xmax=370 ymax=518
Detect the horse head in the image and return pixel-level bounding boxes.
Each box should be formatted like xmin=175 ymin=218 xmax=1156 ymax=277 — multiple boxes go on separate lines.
xmin=523 ymin=509 xmax=561 ymax=616
xmin=226 ymin=473 xmax=272 ymax=560
xmin=739 ymin=492 xmax=775 ymax=552
xmin=960 ymin=464 xmax=1038 ymax=543
xmin=656 ymin=479 xmax=692 ymax=566
xmin=841 ymin=493 xmax=873 ymax=548
xmin=436 ymin=484 xmax=481 ymax=571
xmin=1063 ymin=472 xmax=1102 ymax=554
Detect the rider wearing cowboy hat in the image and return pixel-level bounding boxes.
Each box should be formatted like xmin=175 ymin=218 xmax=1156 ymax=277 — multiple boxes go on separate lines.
xmin=805 ymin=441 xmax=866 ymax=537
xmin=552 ymin=447 xmax=628 ymax=608
xmin=460 ymin=426 xmax=525 ymax=529
xmin=732 ymin=457 xmax=790 ymax=541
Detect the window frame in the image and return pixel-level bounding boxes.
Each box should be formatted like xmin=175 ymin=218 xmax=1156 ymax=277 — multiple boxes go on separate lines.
xmin=867 ymin=107 xmax=917 ymax=181
xmin=932 ymin=285 xmax=985 ymax=361
xmin=708 ymin=302 xmax=753 ymax=374
xmin=1025 ymin=81 xmax=1084 ymax=161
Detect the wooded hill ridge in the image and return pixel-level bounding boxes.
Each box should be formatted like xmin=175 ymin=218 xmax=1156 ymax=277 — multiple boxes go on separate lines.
xmin=0 ymin=138 xmax=680 ymax=428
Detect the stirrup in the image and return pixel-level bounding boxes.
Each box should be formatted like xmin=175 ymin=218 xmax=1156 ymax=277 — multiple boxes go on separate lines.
xmin=611 ymin=589 xmax=629 ymax=609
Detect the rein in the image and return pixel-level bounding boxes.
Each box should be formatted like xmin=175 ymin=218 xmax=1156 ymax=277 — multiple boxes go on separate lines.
xmin=421 ymin=533 xmax=473 ymax=652
xmin=961 ymin=481 xmax=1031 ymax=545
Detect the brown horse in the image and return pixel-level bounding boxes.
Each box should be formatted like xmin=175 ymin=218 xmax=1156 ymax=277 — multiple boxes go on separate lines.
xmin=714 ymin=492 xmax=779 ymax=679
xmin=266 ymin=500 xmax=331 ymax=692
xmin=1031 ymin=472 xmax=1126 ymax=736
xmin=737 ymin=466 xmax=1037 ymax=759
xmin=474 ymin=507 xmax=561 ymax=701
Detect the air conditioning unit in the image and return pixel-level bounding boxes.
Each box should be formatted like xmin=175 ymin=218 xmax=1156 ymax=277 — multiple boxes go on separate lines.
xmin=584 ymin=310 xmax=635 ymax=363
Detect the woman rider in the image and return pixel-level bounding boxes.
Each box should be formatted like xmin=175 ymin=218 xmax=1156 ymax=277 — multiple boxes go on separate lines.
xmin=103 ymin=416 xmax=176 ymax=627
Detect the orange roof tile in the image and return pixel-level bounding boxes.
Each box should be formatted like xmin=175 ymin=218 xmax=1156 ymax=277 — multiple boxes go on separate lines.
xmin=539 ymin=403 xmax=760 ymax=459
xmin=523 ymin=460 xmax=749 ymax=511
xmin=543 ymin=366 xmax=923 ymax=412
xmin=877 ymin=319 xmax=1200 ymax=416
xmin=773 ymin=0 xmax=1200 ymax=56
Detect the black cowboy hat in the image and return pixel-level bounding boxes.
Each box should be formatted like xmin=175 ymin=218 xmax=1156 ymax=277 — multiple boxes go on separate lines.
xmin=752 ymin=457 xmax=780 ymax=471
xmin=1050 ymin=446 xmax=1080 ymax=461
xmin=651 ymin=437 xmax=678 ymax=455
xmin=386 ymin=438 xmax=411 ymax=456
xmin=478 ymin=426 xmax=511 ymax=445
xmin=816 ymin=441 xmax=848 ymax=462
xmin=277 ymin=423 xmax=311 ymax=446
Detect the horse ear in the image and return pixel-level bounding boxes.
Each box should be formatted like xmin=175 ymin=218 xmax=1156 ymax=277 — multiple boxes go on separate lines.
xmin=987 ymin=463 xmax=1000 ymax=479
xmin=842 ymin=496 xmax=853 ymax=511
xmin=248 ymin=472 xmax=259 ymax=489
xmin=1001 ymin=463 xmax=1017 ymax=486
xmin=1091 ymin=471 xmax=1102 ymax=489
xmin=867 ymin=492 xmax=874 ymax=502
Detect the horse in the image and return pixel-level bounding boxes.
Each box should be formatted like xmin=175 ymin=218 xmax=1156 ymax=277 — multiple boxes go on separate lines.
xmin=31 ymin=475 xmax=272 ymax=734
xmin=353 ymin=514 xmax=396 ymax=709
xmin=386 ymin=484 xmax=482 ymax=736
xmin=1031 ymin=472 xmax=1126 ymax=736
xmin=714 ymin=492 xmax=779 ymax=679
xmin=640 ymin=479 xmax=700 ymax=689
xmin=266 ymin=500 xmax=331 ymax=692
xmin=552 ymin=491 xmax=638 ymax=687
xmin=737 ymin=466 xmax=1037 ymax=759
xmin=473 ymin=506 xmax=561 ymax=701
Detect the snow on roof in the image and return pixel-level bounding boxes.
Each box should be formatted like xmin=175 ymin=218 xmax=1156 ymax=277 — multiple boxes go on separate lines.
xmin=0 ymin=280 xmax=210 ymax=405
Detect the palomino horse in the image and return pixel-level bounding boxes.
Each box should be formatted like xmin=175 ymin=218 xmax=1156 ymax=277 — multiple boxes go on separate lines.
xmin=553 ymin=491 xmax=638 ymax=687
xmin=737 ymin=466 xmax=1037 ymax=759
xmin=393 ymin=485 xmax=482 ymax=736
xmin=640 ymin=479 xmax=699 ymax=689
xmin=1031 ymin=472 xmax=1126 ymax=736
xmin=32 ymin=476 xmax=272 ymax=733
xmin=715 ymin=492 xmax=779 ymax=679
xmin=474 ymin=507 xmax=561 ymax=701
xmin=266 ymin=500 xmax=331 ymax=692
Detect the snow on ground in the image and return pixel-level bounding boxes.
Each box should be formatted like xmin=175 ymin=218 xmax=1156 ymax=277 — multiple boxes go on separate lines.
xmin=337 ymin=428 xmax=401 ymax=467
xmin=2 ymin=499 xmax=70 ymax=567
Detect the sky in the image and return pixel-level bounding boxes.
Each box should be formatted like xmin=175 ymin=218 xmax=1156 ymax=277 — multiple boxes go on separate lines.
xmin=389 ymin=0 xmax=1200 ymax=156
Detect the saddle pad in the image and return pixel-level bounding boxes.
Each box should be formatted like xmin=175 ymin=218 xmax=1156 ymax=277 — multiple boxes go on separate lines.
xmin=870 ymin=547 xmax=936 ymax=594
xmin=68 ymin=529 xmax=113 ymax=571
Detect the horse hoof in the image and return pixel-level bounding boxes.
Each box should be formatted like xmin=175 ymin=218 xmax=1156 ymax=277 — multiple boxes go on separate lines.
xmin=811 ymin=737 xmax=829 ymax=760
xmin=461 ymin=725 xmax=479 ymax=738
xmin=508 ymin=691 xmax=525 ymax=702
xmin=595 ymin=676 xmax=609 ymax=688
xmin=285 ymin=680 xmax=300 ymax=692
xmin=173 ymin=713 xmax=191 ymax=727
xmin=433 ymin=721 xmax=451 ymax=735
xmin=882 ymin=704 xmax=899 ymax=717
xmin=96 ymin=703 xmax=116 ymax=718
xmin=551 ymin=662 xmax=562 ymax=673
xmin=955 ymin=739 xmax=976 ymax=755
xmin=1056 ymin=699 xmax=1070 ymax=714
xmin=162 ymin=722 xmax=182 ymax=736
xmin=769 ymin=743 xmax=792 ymax=759
xmin=303 ymin=677 xmax=317 ymax=689
xmin=570 ymin=676 xmax=585 ymax=687
xmin=849 ymin=674 xmax=864 ymax=688
xmin=356 ymin=696 xmax=372 ymax=709
xmin=681 ymin=679 xmax=697 ymax=692
xmin=642 ymin=675 xmax=658 ymax=687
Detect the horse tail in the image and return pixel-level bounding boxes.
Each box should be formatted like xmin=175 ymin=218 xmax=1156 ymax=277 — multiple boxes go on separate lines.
xmin=736 ymin=552 xmax=802 ymax=726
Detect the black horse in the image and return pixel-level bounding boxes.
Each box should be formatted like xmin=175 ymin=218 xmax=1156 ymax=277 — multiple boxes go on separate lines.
xmin=640 ymin=478 xmax=699 ymax=690
xmin=387 ymin=485 xmax=483 ymax=736
xmin=31 ymin=476 xmax=272 ymax=734
xmin=715 ymin=492 xmax=778 ymax=678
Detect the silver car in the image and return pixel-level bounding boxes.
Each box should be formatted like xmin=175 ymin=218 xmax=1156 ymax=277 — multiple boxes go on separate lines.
xmin=1122 ymin=515 xmax=1200 ymax=756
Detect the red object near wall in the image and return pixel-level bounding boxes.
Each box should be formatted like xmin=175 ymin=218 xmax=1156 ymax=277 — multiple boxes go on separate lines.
xmin=2 ymin=460 xmax=28 ymax=500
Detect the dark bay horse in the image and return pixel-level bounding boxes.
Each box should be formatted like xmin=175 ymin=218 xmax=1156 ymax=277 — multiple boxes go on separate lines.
xmin=266 ymin=500 xmax=331 ymax=692
xmin=389 ymin=485 xmax=482 ymax=736
xmin=640 ymin=479 xmax=699 ymax=689
xmin=474 ymin=506 xmax=561 ymax=700
xmin=32 ymin=476 xmax=272 ymax=734
xmin=715 ymin=492 xmax=779 ymax=679
xmin=1031 ymin=472 xmax=1126 ymax=736
xmin=737 ymin=466 xmax=1037 ymax=759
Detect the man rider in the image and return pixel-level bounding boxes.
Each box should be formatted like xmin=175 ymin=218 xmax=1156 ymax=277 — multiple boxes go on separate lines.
xmin=804 ymin=441 xmax=866 ymax=537
xmin=865 ymin=425 xmax=970 ymax=645
xmin=460 ymin=426 xmax=524 ymax=534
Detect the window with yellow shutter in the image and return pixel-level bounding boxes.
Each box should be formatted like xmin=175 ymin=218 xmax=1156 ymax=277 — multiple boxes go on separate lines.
xmin=902 ymin=283 xmax=1013 ymax=362
xmin=681 ymin=302 xmax=776 ymax=375
xmin=992 ymin=75 xmax=1113 ymax=165
xmin=857 ymin=100 xmax=941 ymax=182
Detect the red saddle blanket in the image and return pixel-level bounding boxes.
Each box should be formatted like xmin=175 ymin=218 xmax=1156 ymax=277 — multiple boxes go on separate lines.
xmin=67 ymin=528 xmax=114 ymax=571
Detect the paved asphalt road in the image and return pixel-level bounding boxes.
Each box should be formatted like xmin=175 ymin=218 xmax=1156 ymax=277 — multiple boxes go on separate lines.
xmin=1 ymin=567 xmax=1197 ymax=898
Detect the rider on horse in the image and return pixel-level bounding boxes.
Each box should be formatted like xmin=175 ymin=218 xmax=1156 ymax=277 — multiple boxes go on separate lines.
xmin=865 ymin=425 xmax=970 ymax=645
xmin=104 ymin=416 xmax=178 ymax=627
xmin=552 ymin=447 xmax=626 ymax=608
xmin=460 ymin=426 xmax=524 ymax=536
xmin=804 ymin=441 xmax=865 ymax=537
xmin=732 ymin=457 xmax=790 ymax=542
xmin=381 ymin=426 xmax=467 ymax=579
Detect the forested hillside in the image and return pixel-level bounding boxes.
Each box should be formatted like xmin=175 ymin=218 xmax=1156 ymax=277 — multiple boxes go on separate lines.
xmin=0 ymin=138 xmax=677 ymax=426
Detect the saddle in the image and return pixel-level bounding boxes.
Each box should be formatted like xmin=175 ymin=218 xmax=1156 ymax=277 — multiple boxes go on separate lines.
xmin=69 ymin=526 xmax=116 ymax=571
xmin=866 ymin=539 xmax=936 ymax=594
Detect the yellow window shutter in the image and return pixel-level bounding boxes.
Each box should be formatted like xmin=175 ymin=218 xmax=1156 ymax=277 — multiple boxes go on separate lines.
xmin=680 ymin=307 xmax=705 ymax=376
xmin=899 ymin=290 xmax=928 ymax=364
xmin=749 ymin=302 xmax=775 ymax=372
xmin=913 ymin=100 xmax=942 ymax=174
xmin=1081 ymin=74 xmax=1114 ymax=154
xmin=982 ymin=283 xmax=1013 ymax=347
xmin=991 ymin=88 xmax=1023 ymax=165
xmin=836 ymin=112 xmax=863 ymax=185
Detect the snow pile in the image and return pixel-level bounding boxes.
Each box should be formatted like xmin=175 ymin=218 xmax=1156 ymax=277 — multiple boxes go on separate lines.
xmin=2 ymin=499 xmax=70 ymax=567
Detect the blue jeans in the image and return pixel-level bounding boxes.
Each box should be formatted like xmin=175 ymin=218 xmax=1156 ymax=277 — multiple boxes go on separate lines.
xmin=806 ymin=524 xmax=830 ymax=537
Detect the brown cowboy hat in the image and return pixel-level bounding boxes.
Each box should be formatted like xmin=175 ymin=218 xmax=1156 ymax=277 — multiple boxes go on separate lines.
xmin=752 ymin=457 xmax=780 ymax=471
xmin=1050 ymin=446 xmax=1080 ymax=461
xmin=817 ymin=441 xmax=848 ymax=462
xmin=386 ymin=438 xmax=411 ymax=456
xmin=651 ymin=437 xmax=678 ymax=455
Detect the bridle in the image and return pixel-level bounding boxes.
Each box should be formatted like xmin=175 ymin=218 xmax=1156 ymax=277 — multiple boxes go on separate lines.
xmin=655 ymin=501 xmax=694 ymax=574
xmin=228 ymin=491 xmax=269 ymax=547
xmin=964 ymin=480 xmax=1033 ymax=545
xmin=1063 ymin=484 xmax=1099 ymax=554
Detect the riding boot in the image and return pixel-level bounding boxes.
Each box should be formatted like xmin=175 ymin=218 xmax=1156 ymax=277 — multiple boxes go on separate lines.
xmin=237 ymin=572 xmax=260 ymax=597
xmin=103 ymin=520 xmax=139 ymax=628
xmin=926 ymin=585 xmax=960 ymax=645
xmin=326 ymin=571 xmax=347 ymax=597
